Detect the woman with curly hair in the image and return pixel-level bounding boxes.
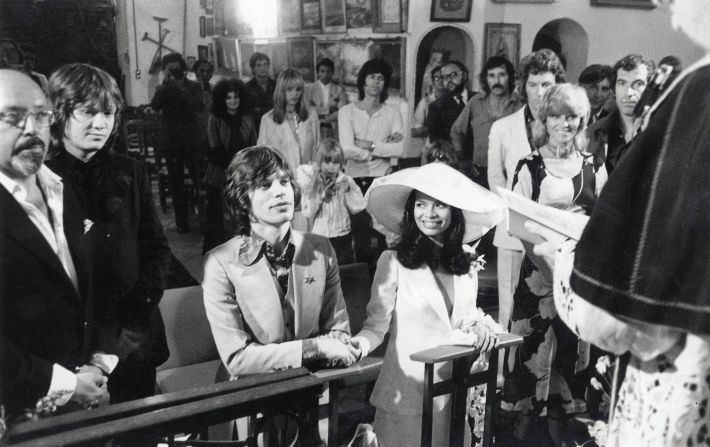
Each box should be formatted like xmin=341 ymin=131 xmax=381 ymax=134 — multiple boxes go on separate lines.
xmin=349 ymin=163 xmax=506 ymax=446
xmin=202 ymin=78 xmax=256 ymax=252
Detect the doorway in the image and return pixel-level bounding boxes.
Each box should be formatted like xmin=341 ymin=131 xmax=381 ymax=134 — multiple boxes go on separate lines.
xmin=415 ymin=25 xmax=475 ymax=106
xmin=533 ymin=18 xmax=589 ymax=82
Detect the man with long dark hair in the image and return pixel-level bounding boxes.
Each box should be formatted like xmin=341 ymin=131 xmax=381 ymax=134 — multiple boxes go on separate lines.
xmin=47 ymin=63 xmax=171 ymax=404
xmin=451 ymin=56 xmax=521 ymax=187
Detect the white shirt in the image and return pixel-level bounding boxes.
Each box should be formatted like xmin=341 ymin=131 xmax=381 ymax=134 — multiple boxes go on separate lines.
xmin=337 ymin=103 xmax=404 ymax=178
xmin=318 ymin=80 xmax=331 ymax=112
xmin=0 ymin=166 xmax=117 ymax=404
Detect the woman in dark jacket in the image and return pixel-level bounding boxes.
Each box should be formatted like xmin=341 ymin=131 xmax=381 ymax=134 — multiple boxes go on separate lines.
xmin=202 ymin=78 xmax=257 ymax=253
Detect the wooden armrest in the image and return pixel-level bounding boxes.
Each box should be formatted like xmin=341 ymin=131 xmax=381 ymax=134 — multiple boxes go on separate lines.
xmin=410 ymin=333 xmax=524 ymax=364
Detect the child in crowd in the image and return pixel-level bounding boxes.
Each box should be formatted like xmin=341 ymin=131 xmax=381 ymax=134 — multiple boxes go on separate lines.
xmin=297 ymin=139 xmax=365 ymax=264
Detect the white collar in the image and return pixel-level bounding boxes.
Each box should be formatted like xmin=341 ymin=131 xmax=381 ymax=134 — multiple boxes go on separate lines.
xmin=0 ymin=164 xmax=62 ymax=201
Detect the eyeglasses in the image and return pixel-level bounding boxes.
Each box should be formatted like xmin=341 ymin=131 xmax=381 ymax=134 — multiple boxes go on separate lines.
xmin=0 ymin=110 xmax=55 ymax=129
xmin=441 ymin=71 xmax=463 ymax=81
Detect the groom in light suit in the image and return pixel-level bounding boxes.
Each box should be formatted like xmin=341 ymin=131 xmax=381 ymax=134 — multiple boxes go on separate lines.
xmin=202 ymin=145 xmax=354 ymax=376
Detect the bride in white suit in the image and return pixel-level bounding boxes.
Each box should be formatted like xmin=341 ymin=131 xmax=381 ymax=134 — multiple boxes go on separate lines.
xmin=350 ymin=163 xmax=506 ymax=446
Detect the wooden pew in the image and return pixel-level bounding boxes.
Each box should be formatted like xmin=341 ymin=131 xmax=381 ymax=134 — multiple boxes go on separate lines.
xmin=5 ymin=368 xmax=322 ymax=447
xmin=410 ymin=333 xmax=524 ymax=447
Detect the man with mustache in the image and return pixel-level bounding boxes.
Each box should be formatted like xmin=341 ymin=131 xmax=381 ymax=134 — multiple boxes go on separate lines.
xmin=0 ymin=70 xmax=110 ymax=417
xmin=450 ymin=56 xmax=521 ymax=187
xmin=586 ymin=54 xmax=652 ymax=175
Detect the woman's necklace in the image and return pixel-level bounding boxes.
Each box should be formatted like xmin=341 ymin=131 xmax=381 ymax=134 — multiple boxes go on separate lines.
xmin=286 ymin=109 xmax=300 ymax=140
xmin=546 ymin=142 xmax=574 ymax=159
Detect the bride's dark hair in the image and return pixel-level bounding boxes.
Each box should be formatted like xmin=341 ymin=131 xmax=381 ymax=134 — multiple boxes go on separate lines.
xmin=394 ymin=190 xmax=478 ymax=275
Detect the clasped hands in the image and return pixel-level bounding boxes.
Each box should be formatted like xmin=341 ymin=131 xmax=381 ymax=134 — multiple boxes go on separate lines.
xmin=73 ymin=365 xmax=110 ymax=410
xmin=315 ymin=333 xmax=367 ymax=368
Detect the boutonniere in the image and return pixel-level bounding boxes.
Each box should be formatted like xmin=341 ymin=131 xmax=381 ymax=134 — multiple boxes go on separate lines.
xmin=304 ymin=275 xmax=315 ymax=285
xmin=462 ymin=245 xmax=486 ymax=272
xmin=472 ymin=255 xmax=486 ymax=272
xmin=83 ymin=219 xmax=94 ymax=235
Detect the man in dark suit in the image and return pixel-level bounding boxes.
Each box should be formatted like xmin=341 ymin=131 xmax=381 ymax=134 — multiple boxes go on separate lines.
xmin=426 ymin=60 xmax=474 ymax=142
xmin=46 ymin=63 xmax=171 ymax=404
xmin=150 ymin=52 xmax=204 ymax=233
xmin=0 ymin=70 xmax=109 ymax=417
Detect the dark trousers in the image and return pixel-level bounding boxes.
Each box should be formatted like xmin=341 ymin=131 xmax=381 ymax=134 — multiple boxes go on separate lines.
xmin=165 ymin=153 xmax=198 ymax=230
xmin=203 ymin=186 xmax=227 ymax=254
xmin=352 ymin=177 xmax=386 ymax=274
xmin=329 ymin=233 xmax=355 ymax=265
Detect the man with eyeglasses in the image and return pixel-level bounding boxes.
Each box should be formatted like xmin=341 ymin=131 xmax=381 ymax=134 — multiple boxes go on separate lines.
xmin=426 ymin=60 xmax=473 ymax=143
xmin=0 ymin=69 xmax=109 ymax=416
xmin=450 ymin=56 xmax=521 ymax=187
xmin=586 ymin=54 xmax=652 ymax=175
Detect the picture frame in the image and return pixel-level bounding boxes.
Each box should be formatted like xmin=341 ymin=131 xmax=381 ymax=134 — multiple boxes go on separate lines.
xmin=288 ymin=37 xmax=316 ymax=81
xmin=321 ymin=0 xmax=347 ymax=33
xmin=301 ymin=0 xmax=323 ymax=32
xmin=315 ymin=40 xmax=344 ymax=83
xmin=372 ymin=0 xmax=402 ymax=33
xmin=341 ymin=39 xmax=372 ymax=86
xmin=483 ymin=23 xmax=521 ymax=68
xmin=345 ymin=0 xmax=373 ymax=30
xmin=370 ymin=37 xmax=405 ymax=93
xmin=430 ymin=0 xmax=472 ymax=22
xmin=199 ymin=16 xmax=206 ymax=38
xmin=590 ymin=0 xmax=655 ymax=8
xmin=197 ymin=44 xmax=209 ymax=61
xmin=204 ymin=17 xmax=215 ymax=36
xmin=271 ymin=41 xmax=290 ymax=79
xmin=492 ymin=0 xmax=553 ymax=3
xmin=213 ymin=0 xmax=225 ymax=36
xmin=279 ymin=0 xmax=302 ymax=33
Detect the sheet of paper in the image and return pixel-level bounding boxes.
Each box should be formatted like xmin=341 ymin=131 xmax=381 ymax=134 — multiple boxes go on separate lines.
xmin=494 ymin=187 xmax=589 ymax=243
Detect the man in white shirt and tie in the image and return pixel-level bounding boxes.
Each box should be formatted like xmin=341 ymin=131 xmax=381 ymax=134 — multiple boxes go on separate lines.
xmin=0 ymin=70 xmax=114 ymax=417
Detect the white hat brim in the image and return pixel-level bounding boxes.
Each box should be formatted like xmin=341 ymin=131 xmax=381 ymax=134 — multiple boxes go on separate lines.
xmin=365 ymin=164 xmax=506 ymax=243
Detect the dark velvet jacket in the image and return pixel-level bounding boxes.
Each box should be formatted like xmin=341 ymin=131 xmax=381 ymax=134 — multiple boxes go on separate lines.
xmin=47 ymin=148 xmax=171 ymax=363
xmin=572 ymin=64 xmax=710 ymax=335
xmin=0 ymin=178 xmax=94 ymax=414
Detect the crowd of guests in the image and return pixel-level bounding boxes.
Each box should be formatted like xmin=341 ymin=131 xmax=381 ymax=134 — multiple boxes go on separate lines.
xmin=1 ymin=0 xmax=709 ymax=445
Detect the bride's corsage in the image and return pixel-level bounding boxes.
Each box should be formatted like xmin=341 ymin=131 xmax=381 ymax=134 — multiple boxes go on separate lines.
xmin=462 ymin=244 xmax=486 ymax=272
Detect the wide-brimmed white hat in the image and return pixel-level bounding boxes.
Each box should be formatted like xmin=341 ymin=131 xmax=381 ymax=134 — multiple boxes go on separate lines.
xmin=365 ymin=163 xmax=505 ymax=243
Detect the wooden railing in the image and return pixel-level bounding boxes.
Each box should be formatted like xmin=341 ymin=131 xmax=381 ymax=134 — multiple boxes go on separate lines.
xmin=5 ymin=368 xmax=321 ymax=447
xmin=411 ymin=333 xmax=524 ymax=447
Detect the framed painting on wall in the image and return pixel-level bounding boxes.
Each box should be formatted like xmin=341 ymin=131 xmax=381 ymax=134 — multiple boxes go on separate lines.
xmin=590 ymin=0 xmax=655 ymax=8
xmin=197 ymin=44 xmax=209 ymax=61
xmin=321 ymin=0 xmax=347 ymax=33
xmin=213 ymin=0 xmax=225 ymax=36
xmin=484 ymin=23 xmax=521 ymax=68
xmin=301 ymin=0 xmax=323 ymax=32
xmin=345 ymin=0 xmax=373 ymax=30
xmin=430 ymin=0 xmax=472 ymax=22
xmin=271 ymin=41 xmax=290 ymax=79
xmin=279 ymin=0 xmax=302 ymax=33
xmin=370 ymin=37 xmax=405 ymax=93
xmin=492 ymin=0 xmax=553 ymax=3
xmin=316 ymin=40 xmax=344 ymax=83
xmin=341 ymin=39 xmax=372 ymax=86
xmin=372 ymin=0 xmax=402 ymax=33
xmin=288 ymin=37 xmax=316 ymax=81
